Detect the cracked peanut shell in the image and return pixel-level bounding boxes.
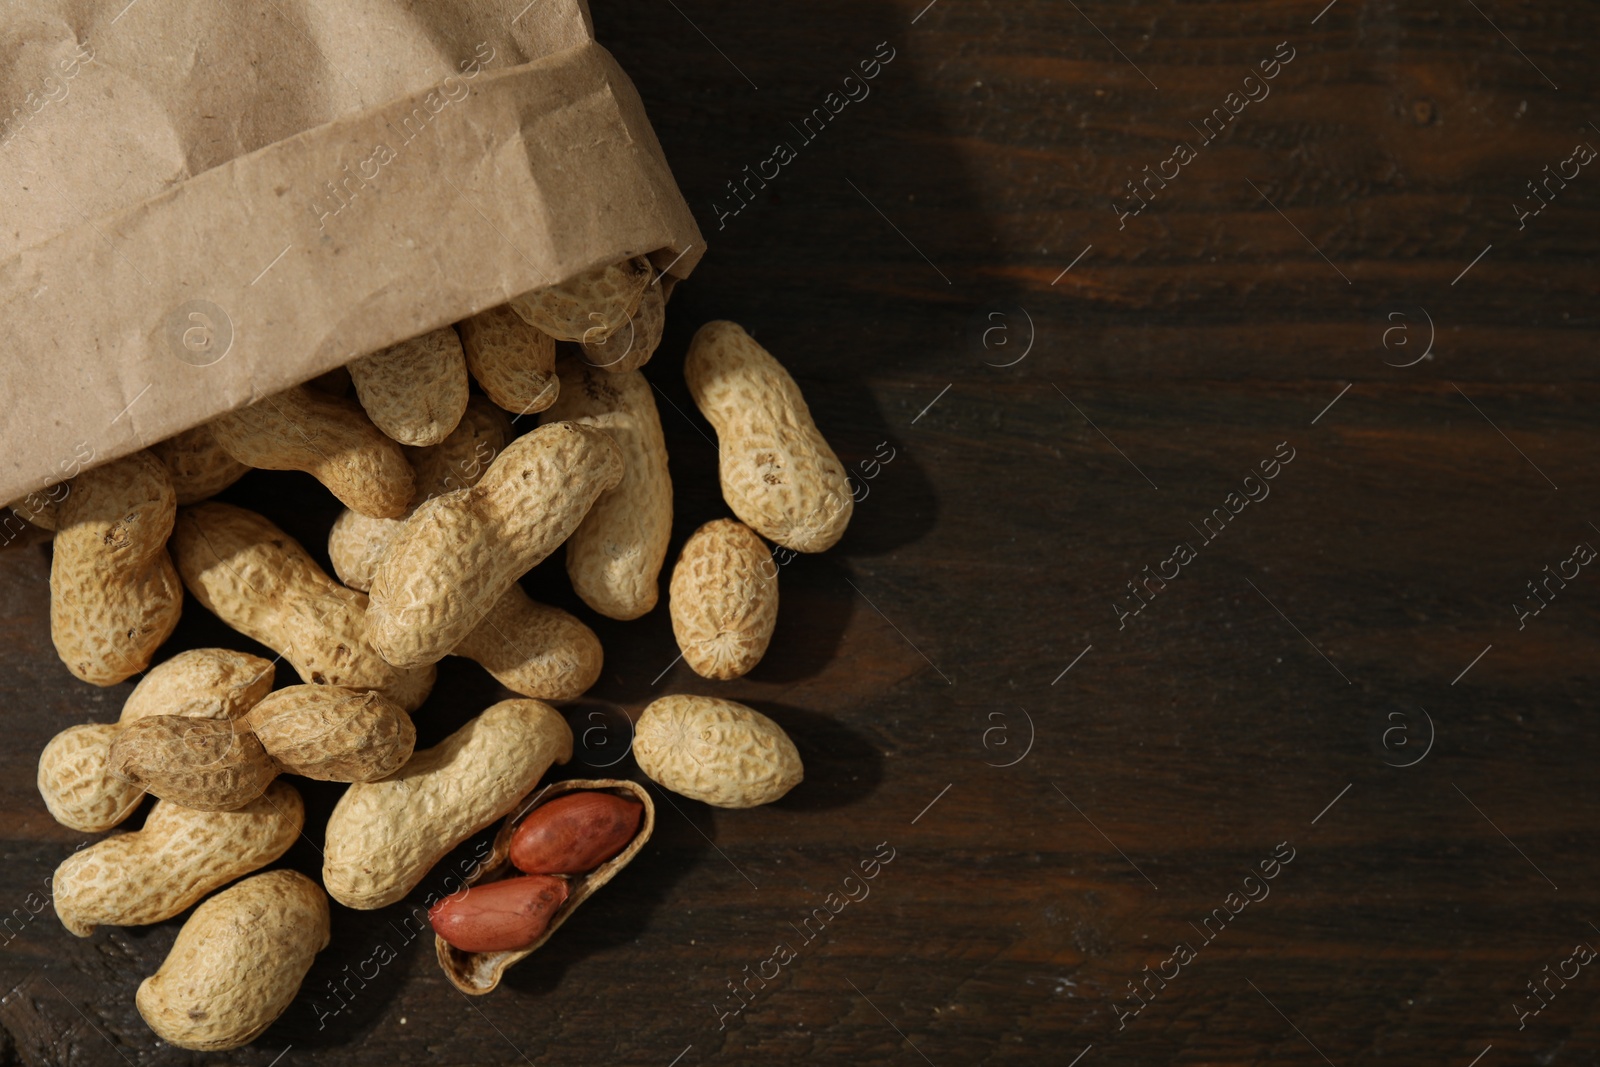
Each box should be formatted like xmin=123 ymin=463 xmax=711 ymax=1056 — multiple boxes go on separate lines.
xmin=437 ymin=778 xmax=654 ymax=994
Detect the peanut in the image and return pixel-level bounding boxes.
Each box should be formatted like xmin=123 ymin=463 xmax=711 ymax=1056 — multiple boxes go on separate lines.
xmin=246 ymin=684 xmax=415 ymax=781
xmin=325 ymin=510 xmax=396 ymax=595
xmin=510 ymin=256 xmax=653 ymax=343
xmin=429 ymin=874 xmax=568 ymax=953
xmin=52 ymin=780 xmax=303 ymax=936
xmin=110 ymin=685 xmax=414 ymax=806
xmin=38 ymin=650 xmax=275 ymax=833
xmin=333 ymin=527 xmax=602 ymax=697
xmin=685 ymin=320 xmax=853 ymax=552
xmin=108 ymin=717 xmax=277 ymax=811
xmin=120 ymin=648 xmax=275 ymax=724
xmin=325 ymin=407 xmax=596 ymax=697
xmin=411 ymin=396 xmax=516 ymax=500
xmin=435 ymin=778 xmax=654 ymax=993
xmin=7 ymin=488 xmax=63 ymax=531
xmin=323 ymin=699 xmax=572 ymax=909
xmin=210 ymin=385 xmax=415 ymax=518
xmin=348 ymin=326 xmax=471 ymax=447
xmin=579 ymin=279 xmax=664 ymax=374
xmin=328 ymin=396 xmax=513 ymax=592
xmin=172 ymin=502 xmax=435 ymax=710
xmin=633 ymin=695 xmax=802 ymax=808
xmin=457 ymin=304 xmax=560 ymax=414
xmin=136 ymin=869 xmax=329 ymax=1051
xmin=510 ymin=791 xmax=643 ymax=874
xmin=50 ymin=450 xmax=183 ymax=685
xmin=669 ymin=518 xmax=777 ymax=680
xmin=452 ymin=584 xmax=603 ymax=701
xmin=367 ymin=421 xmax=623 ymax=669
xmin=149 ymin=423 xmax=249 ymax=505
xmin=36 ymin=725 xmax=142 ymax=833
xmin=543 ymin=356 xmax=672 ymax=620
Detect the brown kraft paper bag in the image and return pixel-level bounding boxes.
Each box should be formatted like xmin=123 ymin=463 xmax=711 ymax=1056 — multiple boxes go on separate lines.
xmin=0 ymin=0 xmax=703 ymax=504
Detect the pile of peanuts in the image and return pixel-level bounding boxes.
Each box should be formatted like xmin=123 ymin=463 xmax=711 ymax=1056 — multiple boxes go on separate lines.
xmin=11 ymin=255 xmax=855 ymax=1049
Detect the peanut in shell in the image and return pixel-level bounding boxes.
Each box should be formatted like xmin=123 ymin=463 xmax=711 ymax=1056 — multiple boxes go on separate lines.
xmin=245 ymin=684 xmax=415 ymax=782
xmin=52 ymin=780 xmax=304 ymax=937
xmin=322 ymin=699 xmax=573 ymax=909
xmin=172 ymin=502 xmax=435 ymax=710
xmin=149 ymin=423 xmax=249 ymax=505
xmin=457 ymin=304 xmax=560 ymax=414
xmin=451 ymin=584 xmax=603 ymax=701
xmin=327 ymin=396 xmax=513 ymax=592
xmin=6 ymin=489 xmax=62 ymax=531
xmin=367 ymin=421 xmax=622 ymax=669
xmin=120 ymin=648 xmax=275 ymax=724
xmin=509 ymin=256 xmax=652 ymax=344
xmin=669 ymin=518 xmax=778 ymax=680
xmin=49 ymin=450 xmax=183 ymax=686
xmin=107 ymin=716 xmax=277 ymax=811
xmin=38 ymin=650 xmax=276 ymax=834
xmin=136 ymin=869 xmax=329 ymax=1051
xmin=543 ymin=357 xmax=672 ymax=620
xmin=633 ymin=694 xmax=802 ymax=808
xmin=685 ymin=320 xmax=853 ymax=553
xmin=36 ymin=724 xmax=143 ymax=833
xmin=348 ymin=326 xmax=471 ymax=447
xmin=579 ymin=279 xmax=664 ymax=374
xmin=210 ymin=385 xmax=415 ymax=518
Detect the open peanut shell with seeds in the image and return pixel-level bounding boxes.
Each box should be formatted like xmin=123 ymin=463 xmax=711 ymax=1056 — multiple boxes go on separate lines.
xmin=436 ymin=777 xmax=655 ymax=994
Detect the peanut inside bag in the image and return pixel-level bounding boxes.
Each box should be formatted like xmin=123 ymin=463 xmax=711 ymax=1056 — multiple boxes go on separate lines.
xmin=0 ymin=0 xmax=702 ymax=504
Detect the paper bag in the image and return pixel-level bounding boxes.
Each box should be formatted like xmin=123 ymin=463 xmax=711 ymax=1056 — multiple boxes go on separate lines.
xmin=0 ymin=0 xmax=704 ymax=504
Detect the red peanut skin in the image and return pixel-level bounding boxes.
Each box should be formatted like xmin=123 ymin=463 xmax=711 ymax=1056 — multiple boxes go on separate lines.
xmin=429 ymin=876 xmax=569 ymax=953
xmin=510 ymin=793 xmax=644 ymax=875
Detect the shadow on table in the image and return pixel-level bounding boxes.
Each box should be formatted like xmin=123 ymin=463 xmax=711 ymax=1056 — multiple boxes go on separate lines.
xmin=751 ymin=700 xmax=885 ymax=813
xmin=603 ymin=0 xmax=1015 ymax=563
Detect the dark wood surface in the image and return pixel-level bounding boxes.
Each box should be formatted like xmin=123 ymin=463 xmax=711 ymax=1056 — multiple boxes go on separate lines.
xmin=4 ymin=0 xmax=1600 ymax=1063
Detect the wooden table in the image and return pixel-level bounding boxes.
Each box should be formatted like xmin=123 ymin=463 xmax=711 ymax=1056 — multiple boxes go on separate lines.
xmin=3 ymin=0 xmax=1598 ymax=1062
